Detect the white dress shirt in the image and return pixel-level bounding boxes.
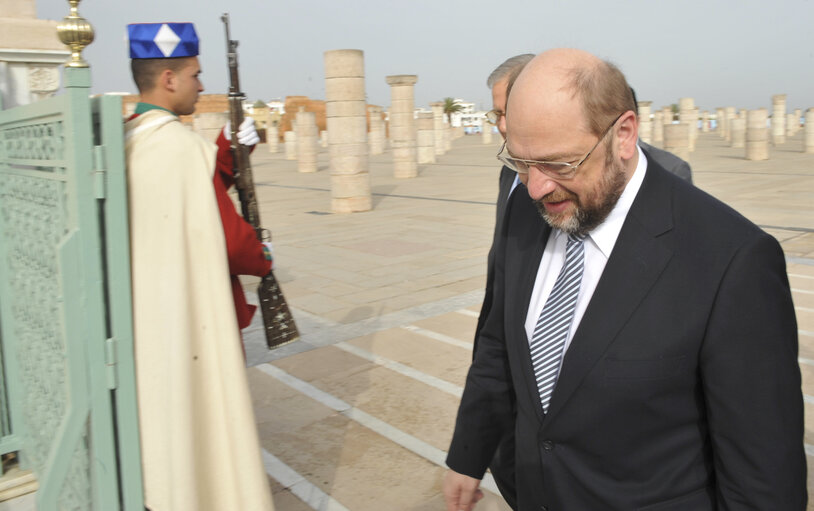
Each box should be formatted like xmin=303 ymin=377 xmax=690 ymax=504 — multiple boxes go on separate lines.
xmin=524 ymin=146 xmax=648 ymax=358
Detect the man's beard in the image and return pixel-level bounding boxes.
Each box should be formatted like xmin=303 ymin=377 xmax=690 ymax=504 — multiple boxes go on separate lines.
xmin=535 ymin=141 xmax=627 ymax=236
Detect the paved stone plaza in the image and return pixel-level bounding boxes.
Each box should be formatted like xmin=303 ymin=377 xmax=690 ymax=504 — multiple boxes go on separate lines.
xmin=240 ymin=131 xmax=814 ymax=510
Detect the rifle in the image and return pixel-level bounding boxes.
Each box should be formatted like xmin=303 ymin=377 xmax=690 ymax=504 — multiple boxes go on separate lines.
xmin=221 ymin=13 xmax=299 ymax=349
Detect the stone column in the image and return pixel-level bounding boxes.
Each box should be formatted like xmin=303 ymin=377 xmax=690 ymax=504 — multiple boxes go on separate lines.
xmin=482 ymin=119 xmax=493 ymax=144
xmin=662 ymin=106 xmax=673 ymax=125
xmin=746 ymin=108 xmax=769 ymax=160
xmin=320 ymin=130 xmax=328 ymax=148
xmin=295 ymin=108 xmax=318 ymax=173
xmin=663 ymin=123 xmax=690 ymax=161
xmin=652 ymin=111 xmax=664 ymax=147
xmin=716 ymin=107 xmax=726 ymax=137
xmin=637 ymin=101 xmax=653 ymax=144
xmin=730 ymin=117 xmax=746 ymax=148
xmin=678 ymin=98 xmax=696 ymax=151
xmin=794 ymin=109 xmax=802 ymax=135
xmin=444 ymin=124 xmax=452 ymax=151
xmin=324 ymin=49 xmax=371 ymax=212
xmin=266 ymin=124 xmax=279 ymax=153
xmin=805 ymin=109 xmax=814 ymax=154
xmin=386 ymin=74 xmax=419 ymax=178
xmin=771 ymin=94 xmax=786 ymax=145
xmin=416 ymin=112 xmax=436 ymax=164
xmin=701 ymin=111 xmax=709 ymax=133
xmin=368 ymin=105 xmax=385 ymax=155
xmin=785 ymin=113 xmax=795 ymax=138
xmin=724 ymin=107 xmax=736 ymax=142
xmin=429 ymin=101 xmax=446 ymax=155
xmin=284 ymin=131 xmax=297 ymax=160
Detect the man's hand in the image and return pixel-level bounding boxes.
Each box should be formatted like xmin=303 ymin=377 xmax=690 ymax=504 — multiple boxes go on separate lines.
xmin=443 ymin=470 xmax=483 ymax=511
xmin=223 ymin=117 xmax=260 ymax=146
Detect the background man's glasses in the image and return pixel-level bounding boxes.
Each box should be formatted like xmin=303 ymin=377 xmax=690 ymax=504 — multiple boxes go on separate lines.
xmin=485 ymin=110 xmax=503 ymax=125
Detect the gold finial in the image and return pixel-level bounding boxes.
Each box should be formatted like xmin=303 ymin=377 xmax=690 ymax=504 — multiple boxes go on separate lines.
xmin=57 ymin=0 xmax=95 ymax=68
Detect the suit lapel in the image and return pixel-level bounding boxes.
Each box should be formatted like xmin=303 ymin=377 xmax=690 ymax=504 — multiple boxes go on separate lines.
xmin=544 ymin=162 xmax=676 ymax=422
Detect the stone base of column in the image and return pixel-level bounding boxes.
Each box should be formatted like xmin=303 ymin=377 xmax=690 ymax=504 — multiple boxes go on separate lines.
xmin=332 ymin=196 xmax=373 ymax=213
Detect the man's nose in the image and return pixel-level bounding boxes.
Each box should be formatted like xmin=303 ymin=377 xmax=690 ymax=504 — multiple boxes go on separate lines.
xmin=498 ymin=116 xmax=507 ymax=138
xmin=527 ymin=170 xmax=558 ymax=199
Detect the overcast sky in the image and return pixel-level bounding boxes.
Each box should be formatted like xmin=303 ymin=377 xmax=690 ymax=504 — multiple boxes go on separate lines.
xmin=37 ymin=0 xmax=814 ymax=113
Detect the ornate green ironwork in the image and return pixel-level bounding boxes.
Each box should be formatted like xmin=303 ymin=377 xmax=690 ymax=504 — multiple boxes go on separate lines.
xmin=0 ymin=70 xmax=144 ymax=511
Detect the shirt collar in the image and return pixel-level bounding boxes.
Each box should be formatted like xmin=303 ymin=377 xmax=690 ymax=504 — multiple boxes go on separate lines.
xmin=134 ymin=102 xmax=177 ymax=116
xmin=574 ymin=145 xmax=648 ymax=258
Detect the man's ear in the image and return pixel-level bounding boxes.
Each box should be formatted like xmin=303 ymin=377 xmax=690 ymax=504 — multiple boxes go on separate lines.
xmin=159 ymin=68 xmax=176 ymax=93
xmin=616 ymin=110 xmax=639 ymax=160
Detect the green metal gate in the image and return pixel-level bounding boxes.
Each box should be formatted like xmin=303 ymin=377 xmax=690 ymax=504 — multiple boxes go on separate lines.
xmin=0 ymin=64 xmax=144 ymax=509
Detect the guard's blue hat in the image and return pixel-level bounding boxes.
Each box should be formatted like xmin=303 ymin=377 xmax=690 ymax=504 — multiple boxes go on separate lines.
xmin=127 ymin=23 xmax=199 ymax=59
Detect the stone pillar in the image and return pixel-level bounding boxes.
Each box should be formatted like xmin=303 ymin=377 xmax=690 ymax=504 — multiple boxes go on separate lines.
xmin=482 ymin=119 xmax=493 ymax=144
xmin=429 ymin=101 xmax=446 ymax=155
xmin=320 ymin=130 xmax=328 ymax=148
xmin=295 ymin=108 xmax=318 ymax=173
xmin=701 ymin=111 xmax=709 ymax=133
xmin=637 ymin=101 xmax=653 ymax=144
xmin=284 ymin=130 xmax=297 ymax=160
xmin=794 ymin=109 xmax=802 ymax=135
xmin=771 ymin=94 xmax=786 ymax=145
xmin=266 ymin=125 xmax=279 ymax=153
xmin=730 ymin=117 xmax=746 ymax=148
xmin=444 ymin=124 xmax=452 ymax=151
xmin=386 ymin=74 xmax=418 ymax=178
xmin=724 ymin=107 xmax=736 ymax=142
xmin=716 ymin=107 xmax=726 ymax=137
xmin=324 ymin=49 xmax=371 ymax=212
xmin=416 ymin=112 xmax=436 ymax=164
xmin=652 ymin=111 xmax=664 ymax=147
xmin=368 ymin=105 xmax=385 ymax=155
xmin=663 ymin=123 xmax=690 ymax=161
xmin=662 ymin=106 xmax=673 ymax=125
xmin=746 ymin=108 xmax=769 ymax=160
xmin=785 ymin=113 xmax=796 ymax=138
xmin=193 ymin=112 xmax=229 ymax=143
xmin=678 ymin=98 xmax=696 ymax=151
xmin=805 ymin=109 xmax=814 ymax=154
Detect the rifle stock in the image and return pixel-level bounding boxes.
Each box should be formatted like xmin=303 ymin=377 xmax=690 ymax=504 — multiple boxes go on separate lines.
xmin=221 ymin=13 xmax=298 ymax=349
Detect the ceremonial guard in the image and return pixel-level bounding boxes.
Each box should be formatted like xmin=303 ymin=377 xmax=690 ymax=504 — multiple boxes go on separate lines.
xmin=124 ymin=22 xmax=274 ymax=510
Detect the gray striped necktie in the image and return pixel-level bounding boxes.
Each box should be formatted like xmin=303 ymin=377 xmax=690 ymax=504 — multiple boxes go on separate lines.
xmin=530 ymin=233 xmax=586 ymax=413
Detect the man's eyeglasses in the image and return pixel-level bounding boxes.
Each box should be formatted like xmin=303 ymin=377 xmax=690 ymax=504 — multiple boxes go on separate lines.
xmin=485 ymin=110 xmax=503 ymax=125
xmin=496 ymin=112 xmax=625 ymax=180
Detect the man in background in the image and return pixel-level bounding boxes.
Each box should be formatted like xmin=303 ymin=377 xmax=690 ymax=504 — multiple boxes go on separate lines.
xmin=474 ymin=53 xmax=534 ymax=510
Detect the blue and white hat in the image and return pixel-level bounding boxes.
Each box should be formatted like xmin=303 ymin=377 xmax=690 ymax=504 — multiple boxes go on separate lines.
xmin=127 ymin=22 xmax=199 ymax=59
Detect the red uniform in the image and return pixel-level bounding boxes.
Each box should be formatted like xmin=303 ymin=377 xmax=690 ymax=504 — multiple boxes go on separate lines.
xmin=213 ymin=132 xmax=271 ymax=329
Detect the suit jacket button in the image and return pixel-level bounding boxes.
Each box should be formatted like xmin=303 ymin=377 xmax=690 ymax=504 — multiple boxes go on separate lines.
xmin=542 ymin=440 xmax=554 ymax=451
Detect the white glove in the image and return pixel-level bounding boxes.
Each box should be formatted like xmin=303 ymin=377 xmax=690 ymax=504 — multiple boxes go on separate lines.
xmin=223 ymin=117 xmax=260 ymax=147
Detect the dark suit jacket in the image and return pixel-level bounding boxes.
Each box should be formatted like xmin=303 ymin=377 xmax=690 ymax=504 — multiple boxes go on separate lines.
xmin=475 ymin=165 xmax=519 ymax=347
xmin=448 ymin=154 xmax=806 ymax=510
